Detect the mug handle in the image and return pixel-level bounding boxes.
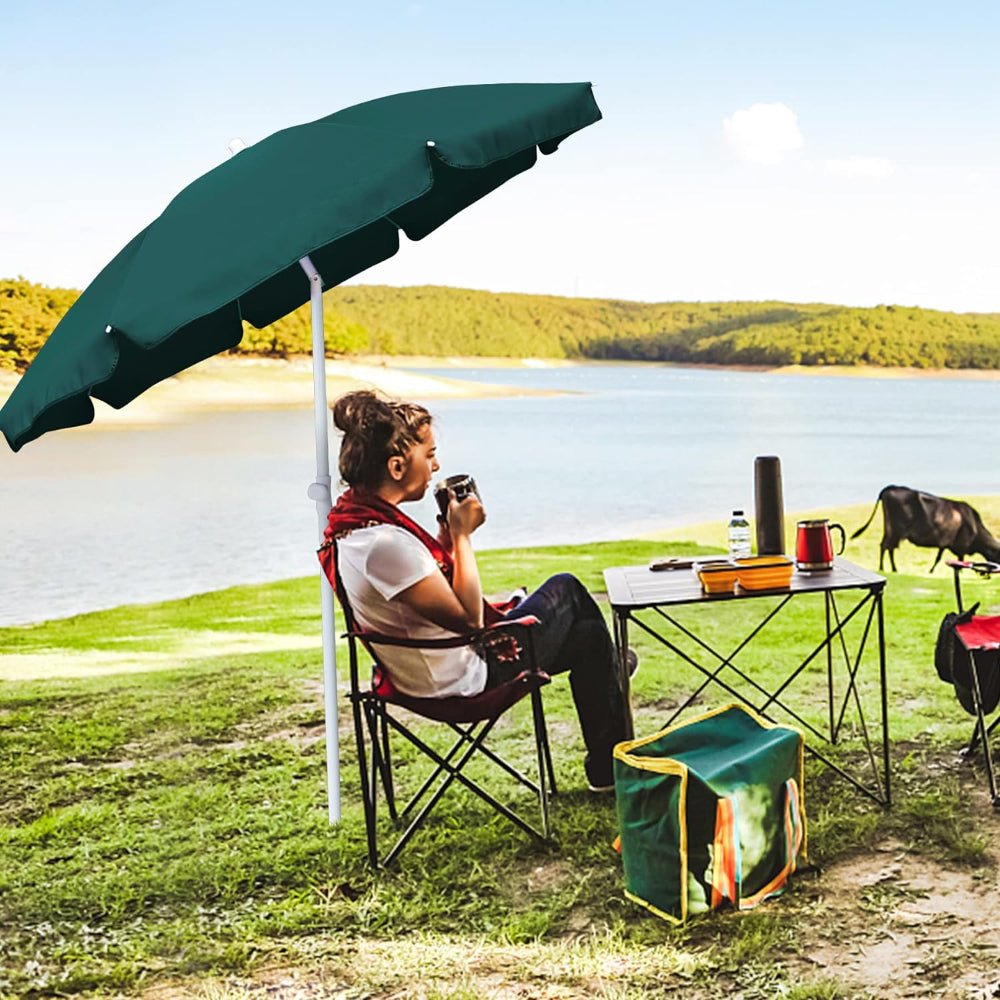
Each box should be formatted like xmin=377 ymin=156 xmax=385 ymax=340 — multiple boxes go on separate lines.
xmin=830 ymin=523 xmax=846 ymax=555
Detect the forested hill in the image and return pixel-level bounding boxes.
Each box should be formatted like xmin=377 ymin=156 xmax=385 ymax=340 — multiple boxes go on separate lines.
xmin=5 ymin=276 xmax=1000 ymax=372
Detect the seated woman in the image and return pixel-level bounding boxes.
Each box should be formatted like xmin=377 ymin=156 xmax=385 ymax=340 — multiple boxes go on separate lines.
xmin=320 ymin=389 xmax=630 ymax=792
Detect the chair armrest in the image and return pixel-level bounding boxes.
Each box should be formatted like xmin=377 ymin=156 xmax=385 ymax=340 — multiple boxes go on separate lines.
xmin=484 ymin=614 xmax=540 ymax=631
xmin=948 ymin=559 xmax=1000 ymax=577
xmin=343 ymin=614 xmax=539 ymax=649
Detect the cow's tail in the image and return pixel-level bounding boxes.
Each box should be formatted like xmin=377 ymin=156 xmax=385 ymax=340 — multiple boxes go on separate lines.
xmin=851 ymin=493 xmax=884 ymax=540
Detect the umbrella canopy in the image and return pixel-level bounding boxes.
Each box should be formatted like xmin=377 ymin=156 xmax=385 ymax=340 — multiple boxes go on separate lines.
xmin=0 ymin=82 xmax=601 ymax=451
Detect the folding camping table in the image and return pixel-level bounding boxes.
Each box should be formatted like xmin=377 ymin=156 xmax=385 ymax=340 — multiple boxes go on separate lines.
xmin=603 ymin=556 xmax=890 ymax=805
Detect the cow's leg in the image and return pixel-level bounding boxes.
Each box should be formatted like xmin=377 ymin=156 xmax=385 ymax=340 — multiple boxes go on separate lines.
xmin=889 ymin=547 xmax=898 ymax=573
xmin=878 ymin=543 xmax=886 ymax=572
xmin=929 ymin=548 xmax=945 ymax=573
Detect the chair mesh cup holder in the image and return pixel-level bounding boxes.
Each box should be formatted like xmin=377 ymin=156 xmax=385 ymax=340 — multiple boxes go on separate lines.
xmin=328 ymin=547 xmax=557 ymax=867
xmin=939 ymin=560 xmax=1000 ymax=807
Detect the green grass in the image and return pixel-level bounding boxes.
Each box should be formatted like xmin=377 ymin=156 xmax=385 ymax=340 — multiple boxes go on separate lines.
xmin=1 ymin=510 xmax=998 ymax=998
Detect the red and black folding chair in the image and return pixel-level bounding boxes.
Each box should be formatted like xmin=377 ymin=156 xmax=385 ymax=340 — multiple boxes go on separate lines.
xmin=328 ymin=549 xmax=556 ymax=867
xmin=937 ymin=560 xmax=1000 ymax=807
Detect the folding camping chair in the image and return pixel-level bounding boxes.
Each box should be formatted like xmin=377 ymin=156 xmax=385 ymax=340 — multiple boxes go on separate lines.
xmin=938 ymin=559 xmax=1000 ymax=807
xmin=329 ymin=550 xmax=556 ymax=867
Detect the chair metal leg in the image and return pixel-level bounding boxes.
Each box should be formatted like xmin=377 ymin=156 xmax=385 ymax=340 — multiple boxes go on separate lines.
xmin=537 ymin=692 xmax=557 ymax=795
xmin=964 ymin=650 xmax=1000 ymax=806
xmin=398 ymin=710 xmax=553 ymax=816
xmin=387 ymin=699 xmax=555 ymax=848
xmin=378 ymin=708 xmax=552 ymax=866
xmin=397 ymin=724 xmax=477 ymax=821
xmin=522 ymin=629 xmax=556 ymax=796
xmin=451 ymin=720 xmax=548 ymax=794
xmin=531 ymin=687 xmax=551 ymax=838
xmin=381 ymin=715 xmax=503 ymax=866
xmin=368 ymin=704 xmax=380 ymax=817
xmin=352 ymin=694 xmax=379 ymax=868
xmin=351 ymin=661 xmax=555 ymax=866
xmin=375 ymin=702 xmax=398 ymax=821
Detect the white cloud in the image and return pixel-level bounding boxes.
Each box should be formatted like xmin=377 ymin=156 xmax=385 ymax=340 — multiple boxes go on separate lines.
xmin=826 ymin=155 xmax=893 ymax=178
xmin=722 ymin=102 xmax=804 ymax=165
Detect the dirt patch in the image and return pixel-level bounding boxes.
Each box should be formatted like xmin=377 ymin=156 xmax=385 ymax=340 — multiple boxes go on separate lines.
xmin=141 ymin=967 xmax=350 ymax=999
xmin=502 ymin=859 xmax=576 ymax=909
xmin=793 ymin=845 xmax=1000 ymax=998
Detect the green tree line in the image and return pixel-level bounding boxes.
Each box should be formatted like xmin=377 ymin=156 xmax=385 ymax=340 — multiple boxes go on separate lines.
xmin=4 ymin=275 xmax=1000 ymax=372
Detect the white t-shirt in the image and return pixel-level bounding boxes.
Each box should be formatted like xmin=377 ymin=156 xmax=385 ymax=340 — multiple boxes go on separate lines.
xmin=336 ymin=524 xmax=487 ymax=699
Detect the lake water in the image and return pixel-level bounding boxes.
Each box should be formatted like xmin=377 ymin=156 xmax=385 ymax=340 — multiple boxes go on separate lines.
xmin=3 ymin=363 xmax=999 ymax=627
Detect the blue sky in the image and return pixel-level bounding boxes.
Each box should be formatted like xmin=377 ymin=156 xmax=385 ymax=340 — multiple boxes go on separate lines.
xmin=4 ymin=1 xmax=1000 ymax=311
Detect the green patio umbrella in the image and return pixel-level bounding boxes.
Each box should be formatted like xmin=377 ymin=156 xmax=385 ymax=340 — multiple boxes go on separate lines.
xmin=0 ymin=82 xmax=602 ymax=821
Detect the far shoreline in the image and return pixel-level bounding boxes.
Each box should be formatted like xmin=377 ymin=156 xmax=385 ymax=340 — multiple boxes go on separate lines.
xmin=5 ymin=355 xmax=1000 ymax=434
xmin=358 ymin=354 xmax=1000 ymax=380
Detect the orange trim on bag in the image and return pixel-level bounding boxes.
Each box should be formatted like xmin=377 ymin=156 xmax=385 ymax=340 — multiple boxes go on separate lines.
xmin=739 ymin=778 xmax=804 ymax=910
xmin=710 ymin=797 xmax=739 ymax=909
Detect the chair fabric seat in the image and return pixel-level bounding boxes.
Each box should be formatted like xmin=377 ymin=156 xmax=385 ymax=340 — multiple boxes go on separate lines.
xmin=955 ymin=616 xmax=1000 ymax=651
xmin=371 ymin=664 xmax=551 ymax=723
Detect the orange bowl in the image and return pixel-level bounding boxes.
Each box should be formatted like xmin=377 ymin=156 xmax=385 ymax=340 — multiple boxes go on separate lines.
xmin=735 ymin=556 xmax=794 ymax=591
xmin=696 ymin=560 xmax=739 ymax=594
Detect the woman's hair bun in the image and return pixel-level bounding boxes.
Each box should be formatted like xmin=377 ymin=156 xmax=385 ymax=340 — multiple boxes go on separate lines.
xmin=332 ymin=390 xmax=390 ymax=434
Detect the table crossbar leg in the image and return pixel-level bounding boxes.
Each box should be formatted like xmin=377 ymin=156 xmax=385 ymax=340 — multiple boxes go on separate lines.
xmin=773 ymin=589 xmax=888 ymax=805
xmin=824 ymin=592 xmax=887 ymax=804
xmin=829 ymin=594 xmax=872 ymax=728
xmin=651 ymin=598 xmax=795 ymax=717
xmin=803 ymin=744 xmax=887 ymax=806
xmin=758 ymin=594 xmax=873 ymax=717
xmin=826 ymin=593 xmax=835 ymax=743
xmin=614 ymin=612 xmax=635 ymax=740
xmin=877 ymin=591 xmax=890 ymax=807
xmin=830 ymin=593 xmax=874 ymax=739
xmin=632 ymin=614 xmax=829 ymax=744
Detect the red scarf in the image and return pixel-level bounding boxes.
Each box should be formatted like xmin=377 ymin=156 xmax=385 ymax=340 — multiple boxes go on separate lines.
xmin=318 ymin=488 xmax=503 ymax=625
xmin=318 ymin=487 xmax=454 ymax=585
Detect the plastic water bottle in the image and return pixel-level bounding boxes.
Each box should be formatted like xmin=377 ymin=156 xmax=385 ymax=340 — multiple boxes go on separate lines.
xmin=728 ymin=510 xmax=752 ymax=559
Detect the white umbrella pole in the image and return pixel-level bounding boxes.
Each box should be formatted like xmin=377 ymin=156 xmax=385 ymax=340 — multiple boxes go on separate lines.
xmin=300 ymin=254 xmax=340 ymax=824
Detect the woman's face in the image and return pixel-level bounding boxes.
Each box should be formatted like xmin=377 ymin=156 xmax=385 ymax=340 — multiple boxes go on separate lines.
xmin=395 ymin=423 xmax=440 ymax=502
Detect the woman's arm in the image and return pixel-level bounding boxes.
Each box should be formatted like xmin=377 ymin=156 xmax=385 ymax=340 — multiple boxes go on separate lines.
xmin=396 ymin=495 xmax=484 ymax=632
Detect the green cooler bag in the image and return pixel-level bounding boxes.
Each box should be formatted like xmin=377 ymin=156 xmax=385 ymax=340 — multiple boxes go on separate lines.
xmin=614 ymin=702 xmax=806 ymax=923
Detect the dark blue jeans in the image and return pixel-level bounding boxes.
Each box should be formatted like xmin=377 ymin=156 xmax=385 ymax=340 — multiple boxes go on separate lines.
xmin=484 ymin=573 xmax=628 ymax=787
